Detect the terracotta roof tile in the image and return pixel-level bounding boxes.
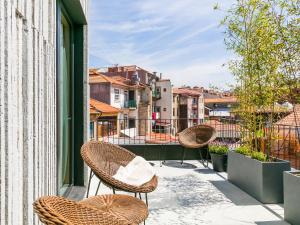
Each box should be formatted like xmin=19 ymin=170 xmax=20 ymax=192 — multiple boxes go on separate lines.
xmin=276 ymin=105 xmax=300 ymax=126
xmin=89 ymin=73 xmax=131 ymax=88
xmin=90 ymin=98 xmax=120 ymax=114
xmin=173 ymin=88 xmax=200 ymax=96
xmin=204 ymin=97 xmax=237 ymax=104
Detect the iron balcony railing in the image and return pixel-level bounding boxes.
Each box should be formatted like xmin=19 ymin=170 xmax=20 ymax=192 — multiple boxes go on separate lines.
xmin=152 ymin=90 xmax=161 ymax=99
xmin=128 ymin=100 xmax=137 ymax=108
xmin=91 ymin=117 xmax=300 ymax=170
xmin=124 ymin=100 xmax=137 ymax=108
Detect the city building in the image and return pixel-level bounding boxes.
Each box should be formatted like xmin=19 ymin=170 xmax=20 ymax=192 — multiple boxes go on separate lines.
xmin=152 ymin=79 xmax=174 ymax=134
xmin=0 ymin=1 xmax=89 ymax=224
xmin=173 ymin=87 xmax=205 ymax=132
xmin=204 ymin=96 xmax=238 ymax=120
xmin=89 ymin=69 xmax=152 ymax=137
xmin=102 ymin=65 xmax=157 ymax=87
xmin=89 ymin=98 xmax=121 ymax=140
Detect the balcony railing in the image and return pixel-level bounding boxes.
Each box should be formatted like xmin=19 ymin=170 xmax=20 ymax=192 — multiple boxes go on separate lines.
xmin=152 ymin=90 xmax=161 ymax=99
xmin=91 ymin=117 xmax=300 ymax=169
xmin=128 ymin=100 xmax=137 ymax=108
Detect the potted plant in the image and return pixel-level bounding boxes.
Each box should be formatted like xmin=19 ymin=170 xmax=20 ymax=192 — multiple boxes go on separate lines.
xmin=284 ymin=171 xmax=300 ymax=225
xmin=220 ymin=0 xmax=294 ymax=204
xmin=228 ymin=145 xmax=290 ymax=203
xmin=209 ymin=145 xmax=228 ymax=172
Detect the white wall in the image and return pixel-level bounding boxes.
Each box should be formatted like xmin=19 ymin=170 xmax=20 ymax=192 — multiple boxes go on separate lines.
xmin=110 ymin=86 xmax=126 ymax=109
xmin=198 ymin=93 xmax=205 ymax=120
xmin=155 ymin=80 xmax=173 ymax=119
xmin=0 ymin=1 xmax=88 ymax=224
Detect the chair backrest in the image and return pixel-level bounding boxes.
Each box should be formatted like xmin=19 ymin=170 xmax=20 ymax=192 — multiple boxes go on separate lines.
xmin=33 ymin=196 xmax=131 ymax=225
xmin=179 ymin=124 xmax=217 ymax=147
xmin=81 ymin=141 xmax=135 ymax=177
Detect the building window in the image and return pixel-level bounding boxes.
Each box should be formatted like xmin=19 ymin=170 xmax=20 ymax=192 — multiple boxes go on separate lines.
xmin=193 ymin=98 xmax=197 ymax=104
xmin=154 ymin=106 xmax=161 ymax=113
xmin=114 ymin=89 xmax=120 ymax=102
xmin=163 ymin=108 xmax=166 ymax=112
xmin=173 ymin=108 xmax=175 ymax=116
xmin=163 ymin=88 xmax=167 ymax=92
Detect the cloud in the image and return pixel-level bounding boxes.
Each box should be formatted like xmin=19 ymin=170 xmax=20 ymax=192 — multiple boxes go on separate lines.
xmin=89 ymin=0 xmax=236 ymax=88
xmin=166 ymin=60 xmax=235 ymax=89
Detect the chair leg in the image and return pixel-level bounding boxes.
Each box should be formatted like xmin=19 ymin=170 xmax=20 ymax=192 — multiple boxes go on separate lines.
xmin=199 ymin=149 xmax=208 ymax=167
xmin=112 ymin=188 xmax=116 ymax=194
xmin=145 ymin=193 xmax=148 ymax=207
xmin=135 ymin=192 xmax=137 ymax=198
xmin=205 ymin=147 xmax=210 ymax=167
xmin=139 ymin=193 xmax=142 ymax=200
xmin=95 ymin=180 xmax=101 ymax=196
xmin=181 ymin=148 xmax=186 ymax=165
xmin=86 ymin=170 xmax=93 ymax=198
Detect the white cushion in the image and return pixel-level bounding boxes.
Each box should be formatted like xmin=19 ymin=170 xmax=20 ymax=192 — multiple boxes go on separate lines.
xmin=113 ymin=156 xmax=155 ymax=186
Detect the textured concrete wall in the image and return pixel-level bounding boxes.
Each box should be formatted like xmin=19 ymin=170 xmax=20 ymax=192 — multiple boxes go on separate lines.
xmin=0 ymin=0 xmax=88 ymax=224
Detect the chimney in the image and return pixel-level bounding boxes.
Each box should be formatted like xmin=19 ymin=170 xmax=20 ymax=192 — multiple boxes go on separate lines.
xmin=160 ymin=73 xmax=162 ymax=80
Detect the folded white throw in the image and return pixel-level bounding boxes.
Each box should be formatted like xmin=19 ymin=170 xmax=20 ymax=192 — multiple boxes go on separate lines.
xmin=112 ymin=156 xmax=155 ymax=186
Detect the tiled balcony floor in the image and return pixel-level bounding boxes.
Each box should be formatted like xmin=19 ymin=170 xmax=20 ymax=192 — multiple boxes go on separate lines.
xmin=87 ymin=160 xmax=290 ymax=225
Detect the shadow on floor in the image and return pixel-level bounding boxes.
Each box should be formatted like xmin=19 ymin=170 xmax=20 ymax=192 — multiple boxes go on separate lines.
xmin=209 ymin=180 xmax=261 ymax=206
xmin=162 ymin=161 xmax=197 ymax=169
xmin=194 ymin=168 xmax=216 ymax=174
xmin=255 ymin=220 xmax=290 ymax=225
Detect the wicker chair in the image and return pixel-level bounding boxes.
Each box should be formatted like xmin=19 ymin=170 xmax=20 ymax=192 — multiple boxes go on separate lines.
xmin=33 ymin=194 xmax=148 ymax=225
xmin=178 ymin=124 xmax=217 ymax=167
xmin=81 ymin=141 xmax=158 ymax=205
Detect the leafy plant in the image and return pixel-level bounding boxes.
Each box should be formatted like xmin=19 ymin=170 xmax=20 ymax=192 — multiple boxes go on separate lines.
xmin=219 ymin=0 xmax=299 ymax=159
xmin=235 ymin=145 xmax=251 ymax=156
xmin=209 ymin=145 xmax=229 ymax=155
xmin=251 ymin=151 xmax=267 ymax=162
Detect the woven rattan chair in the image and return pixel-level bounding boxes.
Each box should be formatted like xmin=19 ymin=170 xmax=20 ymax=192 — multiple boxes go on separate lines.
xmin=33 ymin=194 xmax=148 ymax=225
xmin=178 ymin=124 xmax=217 ymax=167
xmin=81 ymin=141 xmax=158 ymax=205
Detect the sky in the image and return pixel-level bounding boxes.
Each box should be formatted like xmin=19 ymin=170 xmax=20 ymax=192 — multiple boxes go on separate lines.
xmin=89 ymin=0 xmax=235 ymax=89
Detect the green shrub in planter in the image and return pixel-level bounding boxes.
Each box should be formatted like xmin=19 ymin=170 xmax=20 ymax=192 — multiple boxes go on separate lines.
xmin=235 ymin=145 xmax=251 ymax=156
xmin=209 ymin=145 xmax=228 ymax=172
xmin=251 ymin=151 xmax=267 ymax=162
xmin=228 ymin=150 xmax=290 ymax=203
xmin=236 ymin=145 xmax=267 ymax=162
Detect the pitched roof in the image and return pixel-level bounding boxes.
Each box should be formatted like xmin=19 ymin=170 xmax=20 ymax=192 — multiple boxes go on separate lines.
xmin=90 ymin=98 xmax=120 ymax=114
xmin=204 ymin=97 xmax=237 ymax=104
xmin=173 ymin=88 xmax=200 ymax=96
xmin=89 ymin=73 xmax=131 ymax=88
xmin=89 ymin=70 xmax=148 ymax=89
xmin=276 ymin=105 xmax=300 ymax=126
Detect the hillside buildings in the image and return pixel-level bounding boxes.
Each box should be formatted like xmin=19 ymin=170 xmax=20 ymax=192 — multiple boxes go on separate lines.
xmin=89 ymin=69 xmax=152 ymax=137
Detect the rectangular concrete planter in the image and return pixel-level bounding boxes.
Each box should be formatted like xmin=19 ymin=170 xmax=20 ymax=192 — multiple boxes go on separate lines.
xmin=228 ymin=151 xmax=290 ymax=203
xmin=284 ymin=171 xmax=300 ymax=225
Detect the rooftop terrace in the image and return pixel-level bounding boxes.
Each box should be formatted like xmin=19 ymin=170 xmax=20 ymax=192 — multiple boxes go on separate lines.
xmin=81 ymin=160 xmax=290 ymax=225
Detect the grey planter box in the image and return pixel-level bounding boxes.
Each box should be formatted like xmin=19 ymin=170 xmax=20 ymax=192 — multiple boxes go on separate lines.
xmin=284 ymin=171 xmax=300 ymax=225
xmin=228 ymin=151 xmax=291 ymax=203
